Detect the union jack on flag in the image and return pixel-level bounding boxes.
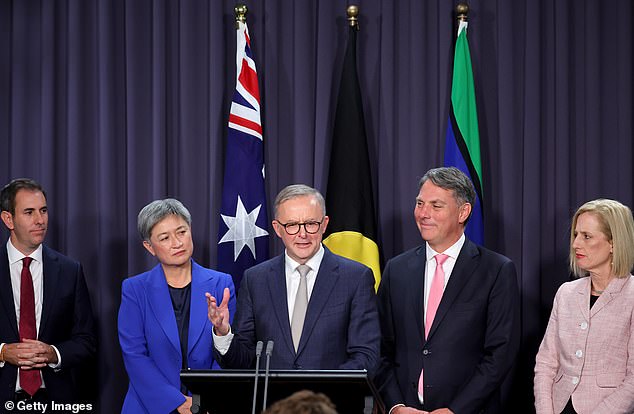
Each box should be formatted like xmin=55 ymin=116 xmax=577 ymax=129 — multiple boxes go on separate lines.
xmin=217 ymin=21 xmax=269 ymax=289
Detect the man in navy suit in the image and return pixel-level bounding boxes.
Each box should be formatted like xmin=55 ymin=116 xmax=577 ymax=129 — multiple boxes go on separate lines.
xmin=0 ymin=178 xmax=96 ymax=406
xmin=374 ymin=167 xmax=520 ymax=414
xmin=207 ymin=184 xmax=379 ymax=371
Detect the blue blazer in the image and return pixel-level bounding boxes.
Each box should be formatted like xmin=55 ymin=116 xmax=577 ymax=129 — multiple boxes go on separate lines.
xmin=118 ymin=260 xmax=236 ymax=414
xmin=0 ymin=245 xmax=96 ymax=404
xmin=374 ymin=239 xmax=521 ymax=413
xmin=215 ymin=247 xmax=379 ymax=371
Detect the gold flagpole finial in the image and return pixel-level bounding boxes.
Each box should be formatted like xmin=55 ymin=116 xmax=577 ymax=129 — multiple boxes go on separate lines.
xmin=347 ymin=5 xmax=359 ymax=30
xmin=235 ymin=4 xmax=248 ymax=28
xmin=456 ymin=3 xmax=469 ymax=22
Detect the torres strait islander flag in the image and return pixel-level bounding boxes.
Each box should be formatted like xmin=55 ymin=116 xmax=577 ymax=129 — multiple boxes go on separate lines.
xmin=444 ymin=19 xmax=484 ymax=245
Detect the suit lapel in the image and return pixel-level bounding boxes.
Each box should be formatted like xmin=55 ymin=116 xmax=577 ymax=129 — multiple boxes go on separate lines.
xmin=590 ymin=276 xmax=628 ymax=317
xmin=187 ymin=261 xmax=208 ymax=358
xmin=576 ymin=278 xmax=590 ymax=320
xmin=296 ymin=249 xmax=339 ymax=354
xmin=266 ymin=255 xmax=294 ymax=355
xmin=0 ymin=247 xmax=18 ymax=338
xmin=40 ymin=246 xmax=61 ymax=338
xmin=427 ymin=240 xmax=479 ymax=341
xmin=147 ymin=264 xmax=181 ymax=354
xmin=410 ymin=247 xmax=427 ymax=345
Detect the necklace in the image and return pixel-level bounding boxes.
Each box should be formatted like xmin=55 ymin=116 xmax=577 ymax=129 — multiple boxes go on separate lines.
xmin=591 ymin=288 xmax=604 ymax=294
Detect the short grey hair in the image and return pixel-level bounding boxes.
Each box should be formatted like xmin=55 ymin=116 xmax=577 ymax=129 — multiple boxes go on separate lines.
xmin=137 ymin=198 xmax=192 ymax=241
xmin=419 ymin=167 xmax=476 ymax=207
xmin=274 ymin=184 xmax=326 ymax=218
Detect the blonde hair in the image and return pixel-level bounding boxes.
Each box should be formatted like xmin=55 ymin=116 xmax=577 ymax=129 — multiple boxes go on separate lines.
xmin=569 ymin=199 xmax=634 ymax=278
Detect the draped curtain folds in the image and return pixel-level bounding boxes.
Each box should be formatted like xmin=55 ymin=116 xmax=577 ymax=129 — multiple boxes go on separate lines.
xmin=1 ymin=1 xmax=632 ymax=412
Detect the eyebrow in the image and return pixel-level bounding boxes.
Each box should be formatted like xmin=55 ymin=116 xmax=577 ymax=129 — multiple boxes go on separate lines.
xmin=416 ymin=197 xmax=447 ymax=204
xmin=280 ymin=218 xmax=321 ymax=223
xmin=156 ymin=225 xmax=188 ymax=236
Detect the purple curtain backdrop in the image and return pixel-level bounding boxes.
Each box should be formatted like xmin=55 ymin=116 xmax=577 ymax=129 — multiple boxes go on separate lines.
xmin=1 ymin=0 xmax=632 ymax=412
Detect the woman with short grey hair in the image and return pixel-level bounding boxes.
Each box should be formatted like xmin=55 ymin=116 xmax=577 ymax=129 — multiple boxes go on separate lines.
xmin=118 ymin=198 xmax=236 ymax=414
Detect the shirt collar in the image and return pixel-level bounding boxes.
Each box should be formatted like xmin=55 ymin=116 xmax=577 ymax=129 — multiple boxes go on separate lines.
xmin=285 ymin=244 xmax=325 ymax=273
xmin=6 ymin=239 xmax=44 ymax=265
xmin=425 ymin=233 xmax=466 ymax=261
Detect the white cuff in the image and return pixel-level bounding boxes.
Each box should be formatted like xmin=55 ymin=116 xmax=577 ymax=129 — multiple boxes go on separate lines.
xmin=389 ymin=404 xmax=405 ymax=414
xmin=212 ymin=326 xmax=234 ymax=355
xmin=48 ymin=345 xmax=62 ymax=369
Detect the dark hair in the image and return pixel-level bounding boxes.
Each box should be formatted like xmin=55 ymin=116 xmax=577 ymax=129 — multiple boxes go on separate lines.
xmin=0 ymin=178 xmax=47 ymax=215
xmin=263 ymin=390 xmax=338 ymax=414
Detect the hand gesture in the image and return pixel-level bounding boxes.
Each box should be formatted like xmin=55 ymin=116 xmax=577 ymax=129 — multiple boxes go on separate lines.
xmin=206 ymin=287 xmax=231 ymax=336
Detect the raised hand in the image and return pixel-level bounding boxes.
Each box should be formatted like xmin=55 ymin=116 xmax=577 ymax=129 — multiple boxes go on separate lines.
xmin=206 ymin=287 xmax=231 ymax=336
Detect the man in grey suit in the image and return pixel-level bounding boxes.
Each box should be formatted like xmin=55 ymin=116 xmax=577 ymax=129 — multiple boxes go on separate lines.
xmin=374 ymin=167 xmax=520 ymax=414
xmin=207 ymin=184 xmax=379 ymax=371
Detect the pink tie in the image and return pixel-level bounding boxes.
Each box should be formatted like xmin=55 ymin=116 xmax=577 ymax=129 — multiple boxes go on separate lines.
xmin=418 ymin=253 xmax=448 ymax=401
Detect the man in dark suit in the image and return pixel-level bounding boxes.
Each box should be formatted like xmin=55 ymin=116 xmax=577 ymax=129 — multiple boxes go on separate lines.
xmin=207 ymin=184 xmax=379 ymax=371
xmin=374 ymin=167 xmax=520 ymax=414
xmin=0 ymin=178 xmax=96 ymax=406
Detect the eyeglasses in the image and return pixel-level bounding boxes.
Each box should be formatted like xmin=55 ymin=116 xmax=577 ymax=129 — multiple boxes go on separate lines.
xmin=276 ymin=219 xmax=324 ymax=235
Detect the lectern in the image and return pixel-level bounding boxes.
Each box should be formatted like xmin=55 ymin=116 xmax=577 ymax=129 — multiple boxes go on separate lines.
xmin=181 ymin=369 xmax=383 ymax=414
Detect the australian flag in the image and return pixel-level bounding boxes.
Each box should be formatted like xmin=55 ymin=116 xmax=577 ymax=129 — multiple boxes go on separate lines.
xmin=217 ymin=21 xmax=269 ymax=289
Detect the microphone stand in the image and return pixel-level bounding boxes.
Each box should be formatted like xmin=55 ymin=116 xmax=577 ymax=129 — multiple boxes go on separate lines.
xmin=251 ymin=341 xmax=264 ymax=414
xmin=261 ymin=340 xmax=274 ymax=411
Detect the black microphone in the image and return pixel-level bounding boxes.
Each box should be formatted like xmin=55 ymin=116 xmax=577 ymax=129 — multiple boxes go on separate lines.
xmin=251 ymin=340 xmax=264 ymax=414
xmin=261 ymin=340 xmax=274 ymax=411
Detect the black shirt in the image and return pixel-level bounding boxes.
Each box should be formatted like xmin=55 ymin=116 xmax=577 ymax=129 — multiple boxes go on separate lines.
xmin=168 ymin=283 xmax=192 ymax=370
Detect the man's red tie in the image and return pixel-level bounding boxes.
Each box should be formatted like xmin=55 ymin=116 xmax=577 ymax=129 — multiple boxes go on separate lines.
xmin=418 ymin=253 xmax=449 ymax=402
xmin=19 ymin=257 xmax=42 ymax=396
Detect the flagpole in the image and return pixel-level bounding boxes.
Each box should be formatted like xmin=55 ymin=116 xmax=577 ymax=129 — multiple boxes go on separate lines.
xmin=456 ymin=3 xmax=469 ymax=22
xmin=235 ymin=4 xmax=247 ymax=27
xmin=347 ymin=5 xmax=359 ymax=29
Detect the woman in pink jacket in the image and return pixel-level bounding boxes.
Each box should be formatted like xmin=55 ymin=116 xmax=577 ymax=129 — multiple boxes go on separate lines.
xmin=534 ymin=199 xmax=634 ymax=414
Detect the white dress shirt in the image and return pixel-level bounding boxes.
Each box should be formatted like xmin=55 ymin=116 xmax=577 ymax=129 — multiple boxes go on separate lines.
xmin=284 ymin=246 xmax=324 ymax=321
xmin=0 ymin=239 xmax=61 ymax=391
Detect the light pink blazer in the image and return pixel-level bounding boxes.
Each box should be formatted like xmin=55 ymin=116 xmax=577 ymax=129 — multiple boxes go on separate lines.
xmin=534 ymin=275 xmax=634 ymax=414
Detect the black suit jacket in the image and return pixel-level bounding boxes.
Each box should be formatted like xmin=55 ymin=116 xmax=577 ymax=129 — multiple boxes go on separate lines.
xmin=374 ymin=239 xmax=520 ymax=414
xmin=215 ymin=247 xmax=380 ymax=371
xmin=0 ymin=245 xmax=96 ymax=404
